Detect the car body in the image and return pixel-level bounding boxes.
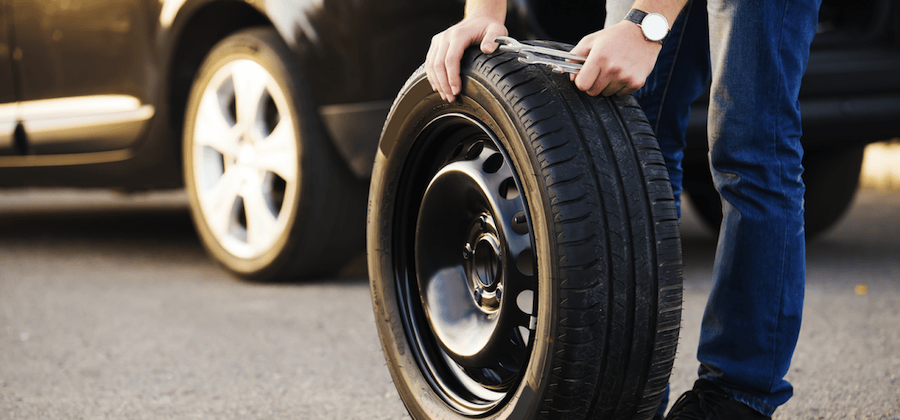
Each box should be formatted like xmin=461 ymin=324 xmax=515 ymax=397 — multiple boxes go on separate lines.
xmin=0 ymin=0 xmax=466 ymax=279
xmin=0 ymin=0 xmax=462 ymax=187
xmin=0 ymin=0 xmax=896 ymax=279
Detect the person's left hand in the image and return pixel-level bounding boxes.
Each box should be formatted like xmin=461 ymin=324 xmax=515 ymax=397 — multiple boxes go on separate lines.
xmin=569 ymin=21 xmax=662 ymax=97
xmin=425 ymin=14 xmax=508 ymax=103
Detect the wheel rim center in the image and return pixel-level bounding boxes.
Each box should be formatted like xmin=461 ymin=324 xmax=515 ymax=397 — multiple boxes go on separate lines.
xmin=237 ymin=144 xmax=255 ymax=166
xmin=473 ymin=236 xmax=501 ymax=289
xmin=464 ymin=213 xmax=503 ymax=312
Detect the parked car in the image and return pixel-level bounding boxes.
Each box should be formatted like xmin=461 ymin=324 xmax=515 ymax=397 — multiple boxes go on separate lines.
xmin=0 ymin=0 xmax=464 ymax=280
xmin=1 ymin=0 xmax=896 ymax=280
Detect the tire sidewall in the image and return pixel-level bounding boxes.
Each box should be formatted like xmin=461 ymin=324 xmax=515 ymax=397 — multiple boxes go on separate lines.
xmin=368 ymin=69 xmax=559 ymax=419
xmin=183 ymin=28 xmax=305 ymax=279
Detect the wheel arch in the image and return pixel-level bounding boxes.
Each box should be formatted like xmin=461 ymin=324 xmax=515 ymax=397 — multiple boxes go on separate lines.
xmin=165 ymin=1 xmax=271 ymax=172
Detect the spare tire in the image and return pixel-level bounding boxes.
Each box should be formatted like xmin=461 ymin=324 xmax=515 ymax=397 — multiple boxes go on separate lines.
xmin=367 ymin=43 xmax=683 ymax=420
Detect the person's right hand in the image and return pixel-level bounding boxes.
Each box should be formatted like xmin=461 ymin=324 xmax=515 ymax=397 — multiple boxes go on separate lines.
xmin=425 ymin=15 xmax=508 ymax=103
xmin=569 ymin=21 xmax=662 ymax=97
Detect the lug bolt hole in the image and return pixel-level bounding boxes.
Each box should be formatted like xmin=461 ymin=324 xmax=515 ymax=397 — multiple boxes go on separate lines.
xmin=465 ymin=141 xmax=484 ymax=160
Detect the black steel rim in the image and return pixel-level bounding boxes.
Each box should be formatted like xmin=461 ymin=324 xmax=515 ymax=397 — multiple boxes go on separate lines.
xmin=394 ymin=112 xmax=538 ymax=414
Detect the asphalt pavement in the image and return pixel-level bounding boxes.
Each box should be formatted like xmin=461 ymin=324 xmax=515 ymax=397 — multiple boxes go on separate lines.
xmin=0 ymin=186 xmax=897 ymax=419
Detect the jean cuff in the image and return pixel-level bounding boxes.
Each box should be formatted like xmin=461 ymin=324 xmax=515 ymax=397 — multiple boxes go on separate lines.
xmin=701 ymin=376 xmax=776 ymax=417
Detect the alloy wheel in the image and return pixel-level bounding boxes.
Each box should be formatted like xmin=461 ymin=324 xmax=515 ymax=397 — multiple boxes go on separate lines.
xmin=190 ymin=59 xmax=298 ymax=259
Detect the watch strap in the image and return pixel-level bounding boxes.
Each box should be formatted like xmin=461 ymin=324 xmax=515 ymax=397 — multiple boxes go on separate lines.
xmin=624 ymin=8 xmax=649 ymax=25
xmin=624 ymin=8 xmax=669 ymax=44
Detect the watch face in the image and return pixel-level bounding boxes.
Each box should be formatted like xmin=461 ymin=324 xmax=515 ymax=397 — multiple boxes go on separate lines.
xmin=641 ymin=13 xmax=669 ymax=42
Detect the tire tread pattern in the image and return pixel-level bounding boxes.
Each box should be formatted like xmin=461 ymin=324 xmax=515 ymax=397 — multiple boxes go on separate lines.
xmin=462 ymin=44 xmax=683 ymax=420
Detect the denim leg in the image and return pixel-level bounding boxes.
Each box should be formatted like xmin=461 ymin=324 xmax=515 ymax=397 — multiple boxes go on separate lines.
xmin=698 ymin=0 xmax=820 ymax=415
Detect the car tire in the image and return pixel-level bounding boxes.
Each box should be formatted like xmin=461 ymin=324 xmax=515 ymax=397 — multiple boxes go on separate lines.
xmin=183 ymin=27 xmax=366 ymax=280
xmin=803 ymin=144 xmax=865 ymax=236
xmin=683 ymin=144 xmax=864 ymax=238
xmin=368 ymin=43 xmax=683 ymax=419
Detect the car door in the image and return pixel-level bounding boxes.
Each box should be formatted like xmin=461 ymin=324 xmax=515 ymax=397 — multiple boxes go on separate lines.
xmin=10 ymin=0 xmax=156 ymax=155
xmin=0 ymin=0 xmax=17 ymax=154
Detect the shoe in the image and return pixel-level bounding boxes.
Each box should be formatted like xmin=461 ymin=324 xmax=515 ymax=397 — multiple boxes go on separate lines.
xmin=663 ymin=379 xmax=771 ymax=420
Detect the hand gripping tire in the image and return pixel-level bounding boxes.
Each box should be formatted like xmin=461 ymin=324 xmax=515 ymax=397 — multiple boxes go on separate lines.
xmin=368 ymin=43 xmax=683 ymax=420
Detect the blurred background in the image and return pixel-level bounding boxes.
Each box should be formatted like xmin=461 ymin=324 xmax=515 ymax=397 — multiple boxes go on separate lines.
xmin=861 ymin=139 xmax=900 ymax=190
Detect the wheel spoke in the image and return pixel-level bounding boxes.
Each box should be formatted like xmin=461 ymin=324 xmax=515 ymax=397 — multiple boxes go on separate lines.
xmin=232 ymin=61 xmax=270 ymax=129
xmin=242 ymin=182 xmax=279 ymax=249
xmin=255 ymin=120 xmax=298 ymax=182
xmin=202 ymin=168 xmax=242 ymax=238
xmin=195 ymin=89 xmax=240 ymax=158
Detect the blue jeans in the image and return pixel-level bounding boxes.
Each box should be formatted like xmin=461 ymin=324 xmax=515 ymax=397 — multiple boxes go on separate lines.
xmin=605 ymin=0 xmax=819 ymax=416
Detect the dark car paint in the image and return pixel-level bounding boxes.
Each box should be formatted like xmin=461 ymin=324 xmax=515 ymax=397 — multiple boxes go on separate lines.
xmin=0 ymin=2 xmax=15 ymax=105
xmin=0 ymin=1 xmax=16 ymax=152
xmin=0 ymin=0 xmax=463 ymax=188
xmin=3 ymin=0 xmax=155 ymax=155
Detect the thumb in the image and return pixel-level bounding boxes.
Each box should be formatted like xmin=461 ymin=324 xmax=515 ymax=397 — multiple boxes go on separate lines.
xmin=480 ymin=25 xmax=507 ymax=54
xmin=481 ymin=36 xmax=500 ymax=54
xmin=481 ymin=39 xmax=497 ymax=54
xmin=569 ymin=39 xmax=590 ymax=60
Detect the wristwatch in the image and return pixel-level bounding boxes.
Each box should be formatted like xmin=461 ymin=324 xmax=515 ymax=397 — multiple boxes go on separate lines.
xmin=624 ymin=9 xmax=670 ymax=44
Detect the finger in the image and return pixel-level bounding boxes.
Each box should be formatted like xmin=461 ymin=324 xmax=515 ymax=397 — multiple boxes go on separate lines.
xmin=425 ymin=36 xmax=439 ymax=93
xmin=586 ymin=69 xmax=616 ymax=97
xmin=605 ymin=75 xmax=643 ymax=97
xmin=615 ymin=85 xmax=640 ymax=97
xmin=568 ymin=36 xmax=591 ymax=59
xmin=481 ymin=24 xmax=508 ymax=54
xmin=568 ymin=45 xmax=583 ymax=82
xmin=427 ymin=34 xmax=450 ymax=101
xmin=574 ymin=58 xmax=602 ymax=94
xmin=572 ymin=42 xmax=604 ymax=94
xmin=588 ymin=60 xmax=626 ymax=97
xmin=445 ymin=33 xmax=474 ymax=100
xmin=433 ymin=36 xmax=453 ymax=101
xmin=587 ymin=80 xmax=606 ymax=97
xmin=601 ymin=81 xmax=628 ymax=97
